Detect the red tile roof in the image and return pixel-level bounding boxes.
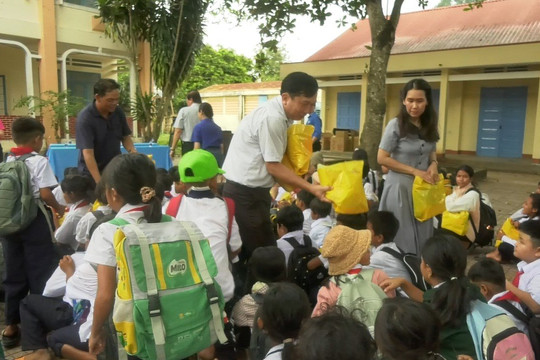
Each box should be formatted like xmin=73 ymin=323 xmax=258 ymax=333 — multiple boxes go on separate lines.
xmin=200 ymin=81 xmax=281 ymax=92
xmin=305 ymin=0 xmax=540 ymax=62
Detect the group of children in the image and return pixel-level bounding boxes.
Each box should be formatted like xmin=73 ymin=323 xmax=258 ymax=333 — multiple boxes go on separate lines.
xmin=2 ymin=115 xmax=540 ymax=360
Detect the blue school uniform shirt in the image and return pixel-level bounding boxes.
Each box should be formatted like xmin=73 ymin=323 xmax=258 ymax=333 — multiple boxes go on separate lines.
xmin=191 ymin=118 xmax=223 ymax=149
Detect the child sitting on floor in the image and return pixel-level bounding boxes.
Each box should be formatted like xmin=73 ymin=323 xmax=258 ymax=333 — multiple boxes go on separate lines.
xmin=309 ymin=198 xmax=332 ymax=248
xmin=295 ymin=190 xmax=315 ymax=235
xmin=467 ymin=258 xmax=529 ymax=334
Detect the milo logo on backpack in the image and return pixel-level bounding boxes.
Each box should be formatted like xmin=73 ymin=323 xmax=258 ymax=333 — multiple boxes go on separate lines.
xmin=0 ymin=154 xmax=38 ymax=236
xmin=111 ymin=217 xmax=227 ymax=360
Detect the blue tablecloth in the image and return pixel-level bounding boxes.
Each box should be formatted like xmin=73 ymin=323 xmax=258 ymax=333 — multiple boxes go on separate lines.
xmin=47 ymin=143 xmax=172 ymax=182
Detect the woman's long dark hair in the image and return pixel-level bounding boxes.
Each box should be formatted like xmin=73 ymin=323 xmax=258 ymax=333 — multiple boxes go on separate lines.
xmin=101 ymin=153 xmax=162 ymax=223
xmin=422 ymin=234 xmax=472 ymax=328
xmin=397 ymin=78 xmax=439 ymax=143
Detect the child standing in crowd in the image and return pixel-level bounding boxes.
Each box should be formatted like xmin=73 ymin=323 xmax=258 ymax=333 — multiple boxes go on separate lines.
xmin=364 ymin=211 xmax=411 ymax=282
xmin=54 ymin=174 xmax=94 ymax=256
xmin=380 ymin=235 xmax=483 ymax=360
xmin=75 ymin=181 xmax=114 ymax=248
xmin=375 ymin=297 xmax=444 ymax=360
xmin=257 ymin=283 xmax=311 ymax=360
xmin=467 ymin=258 xmax=529 ymax=334
xmin=309 ymin=198 xmax=332 ymax=248
xmin=275 ymin=205 xmax=310 ymax=265
xmin=296 ymin=309 xmax=376 ymax=360
xmin=2 ymin=117 xmax=65 ymax=349
xmin=171 ymin=149 xmax=241 ymax=304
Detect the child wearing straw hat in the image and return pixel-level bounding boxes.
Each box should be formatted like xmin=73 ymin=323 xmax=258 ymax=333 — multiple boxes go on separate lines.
xmin=312 ymin=225 xmax=395 ymax=320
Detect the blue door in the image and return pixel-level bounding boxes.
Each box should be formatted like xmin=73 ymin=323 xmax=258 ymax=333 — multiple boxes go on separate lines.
xmin=476 ymin=87 xmax=527 ymax=158
xmin=337 ymin=92 xmax=361 ymax=131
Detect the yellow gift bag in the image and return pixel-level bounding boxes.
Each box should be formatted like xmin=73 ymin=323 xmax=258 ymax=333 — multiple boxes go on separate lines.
xmin=282 ymin=124 xmax=314 ymax=176
xmin=318 ymin=160 xmax=369 ymax=214
xmin=501 ymin=217 xmax=520 ymax=241
xmin=441 ymin=211 xmax=470 ymax=236
xmin=412 ymin=174 xmax=446 ymax=222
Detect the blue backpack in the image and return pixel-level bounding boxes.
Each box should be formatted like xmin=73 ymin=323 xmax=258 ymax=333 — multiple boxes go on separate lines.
xmin=466 ymin=300 xmax=534 ymax=360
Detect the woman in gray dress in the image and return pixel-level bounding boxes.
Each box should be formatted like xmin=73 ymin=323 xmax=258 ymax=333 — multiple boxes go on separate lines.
xmin=377 ymin=79 xmax=440 ymax=255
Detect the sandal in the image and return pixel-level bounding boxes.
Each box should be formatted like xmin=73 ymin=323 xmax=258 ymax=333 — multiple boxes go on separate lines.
xmin=2 ymin=327 xmax=21 ymax=349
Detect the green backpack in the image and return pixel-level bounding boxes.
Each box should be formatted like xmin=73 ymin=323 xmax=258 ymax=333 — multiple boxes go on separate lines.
xmin=334 ymin=269 xmax=387 ymax=335
xmin=110 ymin=216 xmax=227 ymax=360
xmin=0 ymin=154 xmax=38 ymax=236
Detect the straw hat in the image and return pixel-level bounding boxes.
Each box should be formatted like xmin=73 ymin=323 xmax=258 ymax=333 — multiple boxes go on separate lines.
xmin=320 ymin=225 xmax=371 ymax=276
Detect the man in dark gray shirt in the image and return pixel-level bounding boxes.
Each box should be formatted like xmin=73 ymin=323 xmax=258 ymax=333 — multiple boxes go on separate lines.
xmin=76 ymin=79 xmax=136 ymax=183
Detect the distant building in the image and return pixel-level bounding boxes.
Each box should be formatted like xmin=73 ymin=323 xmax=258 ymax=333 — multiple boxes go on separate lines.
xmin=281 ymin=0 xmax=540 ymax=162
xmin=200 ymin=81 xmax=281 ymax=131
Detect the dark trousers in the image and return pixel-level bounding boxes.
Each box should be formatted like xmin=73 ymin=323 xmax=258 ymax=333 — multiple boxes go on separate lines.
xmin=2 ymin=210 xmax=57 ymax=325
xmin=223 ymin=181 xmax=275 ymax=297
xmin=20 ymin=293 xmax=88 ymax=356
xmin=312 ymin=139 xmax=321 ymax=152
xmin=182 ymin=141 xmax=194 ymax=155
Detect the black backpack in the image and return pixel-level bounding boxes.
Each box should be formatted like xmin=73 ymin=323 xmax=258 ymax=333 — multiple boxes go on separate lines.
xmin=380 ymin=247 xmax=430 ymax=292
xmin=284 ymin=235 xmax=328 ymax=305
xmin=467 ymin=188 xmax=497 ymax=246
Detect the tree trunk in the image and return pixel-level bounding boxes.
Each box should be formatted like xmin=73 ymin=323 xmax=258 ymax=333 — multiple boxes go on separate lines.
xmin=360 ymin=0 xmax=402 ymax=171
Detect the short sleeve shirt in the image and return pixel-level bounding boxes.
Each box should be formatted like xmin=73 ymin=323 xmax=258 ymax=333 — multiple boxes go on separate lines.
xmin=172 ymin=103 xmax=200 ymax=142
xmin=517 ymin=258 xmax=540 ymax=305
xmin=191 ymin=118 xmax=223 ymax=149
xmin=6 ymin=152 xmax=58 ymax=198
xmin=222 ymin=96 xmax=289 ymax=188
xmin=306 ymin=112 xmax=322 ymax=140
xmin=75 ymin=102 xmax=131 ymax=174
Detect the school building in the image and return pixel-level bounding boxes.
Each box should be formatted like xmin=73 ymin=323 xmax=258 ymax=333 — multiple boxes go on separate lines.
xmin=281 ymin=0 xmax=540 ymax=162
xmin=0 ymin=0 xmax=151 ymax=144
xmin=199 ymin=81 xmax=282 ymax=131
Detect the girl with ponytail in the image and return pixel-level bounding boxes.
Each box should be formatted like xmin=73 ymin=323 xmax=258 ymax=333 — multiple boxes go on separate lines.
xmin=380 ymin=234 xmax=483 ymax=360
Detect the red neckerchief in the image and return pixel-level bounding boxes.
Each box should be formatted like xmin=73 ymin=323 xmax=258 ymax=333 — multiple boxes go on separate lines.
xmin=348 ymin=268 xmax=362 ymax=275
xmin=124 ymin=206 xmax=148 ymax=213
xmin=496 ymin=271 xmax=524 ymax=303
xmin=74 ymin=201 xmax=90 ymax=210
xmin=10 ymin=147 xmax=34 ymax=156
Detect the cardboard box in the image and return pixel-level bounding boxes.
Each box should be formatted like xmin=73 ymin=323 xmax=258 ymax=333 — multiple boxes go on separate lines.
xmin=352 ymin=136 xmax=359 ymax=149
xmin=330 ymin=136 xmax=351 ymax=152
xmin=334 ymin=130 xmax=349 ymax=138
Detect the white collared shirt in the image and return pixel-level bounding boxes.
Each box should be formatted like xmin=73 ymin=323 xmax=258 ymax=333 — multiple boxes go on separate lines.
xmin=302 ymin=208 xmax=313 ymax=235
xmin=85 ymin=203 xmax=149 ymax=267
xmin=365 ymin=242 xmax=412 ymax=282
xmin=276 ymin=230 xmax=307 ymax=266
xmin=489 ymin=291 xmax=528 ymax=335
xmin=264 ymin=343 xmax=284 ymax=360
xmin=517 ymin=258 xmax=540 ymax=305
xmin=55 ymin=199 xmax=92 ymax=250
xmin=172 ymin=194 xmax=242 ymax=302
xmin=75 ymin=205 xmax=113 ymax=245
xmin=222 ymin=96 xmax=290 ymax=188
xmin=310 ymin=216 xmax=333 ymax=248
xmin=6 ymin=152 xmax=58 ymax=198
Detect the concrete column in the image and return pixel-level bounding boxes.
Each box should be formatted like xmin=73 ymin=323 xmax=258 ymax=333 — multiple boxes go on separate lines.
xmin=436 ymin=69 xmax=450 ymax=156
xmin=38 ymin=0 xmax=59 ymax=144
xmin=532 ymin=77 xmax=540 ymax=163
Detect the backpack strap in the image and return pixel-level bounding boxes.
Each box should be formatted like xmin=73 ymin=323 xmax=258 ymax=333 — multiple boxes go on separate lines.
xmin=183 ymin=221 xmax=228 ymax=344
xmin=284 ymin=236 xmax=302 ymax=248
xmin=380 ymin=246 xmax=403 ymax=259
xmin=302 ymin=234 xmax=312 ymax=248
xmin=493 ymin=299 xmax=530 ymax=324
xmin=165 ymin=194 xmax=183 ymax=217
xmin=123 ymin=223 xmax=167 ymax=360
xmin=466 ymin=188 xmax=480 ymax=237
